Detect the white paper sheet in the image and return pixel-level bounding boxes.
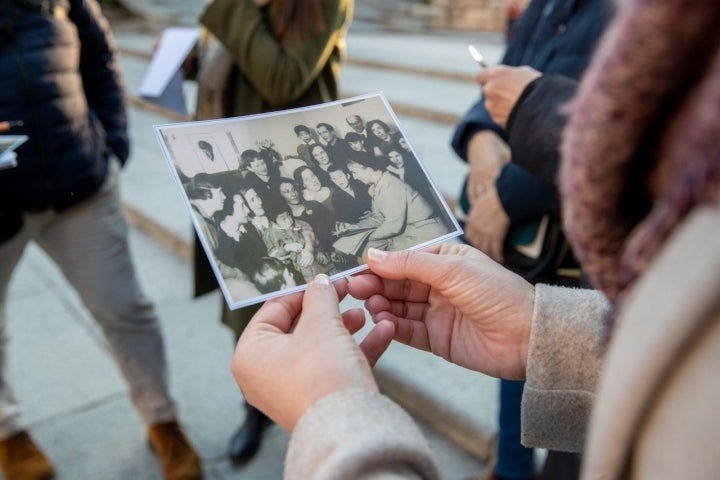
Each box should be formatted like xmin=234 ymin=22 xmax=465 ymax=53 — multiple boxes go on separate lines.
xmin=138 ymin=27 xmax=200 ymax=114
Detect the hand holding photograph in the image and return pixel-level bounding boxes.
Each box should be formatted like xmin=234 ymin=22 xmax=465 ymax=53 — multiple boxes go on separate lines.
xmin=155 ymin=93 xmax=461 ymax=309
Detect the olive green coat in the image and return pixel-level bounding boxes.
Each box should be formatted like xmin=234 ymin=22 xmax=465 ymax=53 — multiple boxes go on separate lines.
xmin=194 ymin=0 xmax=353 ymax=334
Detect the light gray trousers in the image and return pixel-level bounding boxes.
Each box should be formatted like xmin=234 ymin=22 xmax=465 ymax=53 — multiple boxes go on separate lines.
xmin=0 ymin=163 xmax=176 ymax=439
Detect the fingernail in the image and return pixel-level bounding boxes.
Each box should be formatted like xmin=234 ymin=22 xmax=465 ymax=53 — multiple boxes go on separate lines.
xmin=367 ymin=248 xmax=387 ymax=263
xmin=314 ymin=274 xmax=330 ymax=286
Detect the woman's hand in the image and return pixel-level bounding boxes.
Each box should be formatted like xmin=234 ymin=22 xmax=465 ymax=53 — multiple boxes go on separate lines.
xmin=463 ymin=181 xmax=511 ymax=262
xmin=465 ymin=130 xmax=510 ymax=207
xmin=231 ymin=275 xmax=395 ymax=432
xmin=348 ymin=244 xmax=535 ymax=380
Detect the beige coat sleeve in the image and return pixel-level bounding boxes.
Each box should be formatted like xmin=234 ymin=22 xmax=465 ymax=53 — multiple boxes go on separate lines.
xmin=285 ymin=388 xmax=440 ymax=480
xmin=521 ymin=284 xmax=610 ymax=452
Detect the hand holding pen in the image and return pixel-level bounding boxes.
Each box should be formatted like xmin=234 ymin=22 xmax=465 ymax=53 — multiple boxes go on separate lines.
xmin=474 ymin=64 xmax=541 ymax=129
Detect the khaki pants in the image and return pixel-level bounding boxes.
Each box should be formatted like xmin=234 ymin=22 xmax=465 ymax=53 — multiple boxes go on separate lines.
xmin=0 ymin=163 xmax=176 ymax=439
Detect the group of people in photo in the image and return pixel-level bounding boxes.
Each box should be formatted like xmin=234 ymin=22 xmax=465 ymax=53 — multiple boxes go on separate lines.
xmin=181 ymin=112 xmax=454 ymax=303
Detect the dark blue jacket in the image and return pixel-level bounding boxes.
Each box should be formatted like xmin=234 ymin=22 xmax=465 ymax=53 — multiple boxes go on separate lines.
xmin=451 ymin=0 xmax=612 ymax=221
xmin=0 ymin=0 xmax=129 ymax=213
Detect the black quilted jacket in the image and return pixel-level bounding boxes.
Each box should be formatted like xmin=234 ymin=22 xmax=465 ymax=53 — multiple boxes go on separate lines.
xmin=0 ymin=0 xmax=128 ymax=214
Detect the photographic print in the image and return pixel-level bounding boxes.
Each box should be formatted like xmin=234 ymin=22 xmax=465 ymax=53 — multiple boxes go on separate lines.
xmin=155 ymin=93 xmax=462 ymax=309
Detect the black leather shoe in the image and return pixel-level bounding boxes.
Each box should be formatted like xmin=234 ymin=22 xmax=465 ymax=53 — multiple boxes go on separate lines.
xmin=229 ymin=404 xmax=270 ymax=465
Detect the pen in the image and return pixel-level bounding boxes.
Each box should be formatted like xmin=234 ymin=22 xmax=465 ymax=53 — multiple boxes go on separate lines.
xmin=0 ymin=120 xmax=24 ymax=132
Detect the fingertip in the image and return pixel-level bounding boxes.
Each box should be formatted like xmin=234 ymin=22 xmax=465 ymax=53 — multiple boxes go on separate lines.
xmin=367 ymin=248 xmax=387 ymax=264
xmin=375 ymin=318 xmax=397 ymax=336
xmin=314 ymin=273 xmax=330 ymax=286
xmin=333 ymin=276 xmax=349 ymax=300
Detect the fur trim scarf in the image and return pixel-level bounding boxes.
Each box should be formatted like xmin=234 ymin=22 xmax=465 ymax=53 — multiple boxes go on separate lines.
xmin=559 ymin=0 xmax=720 ymax=303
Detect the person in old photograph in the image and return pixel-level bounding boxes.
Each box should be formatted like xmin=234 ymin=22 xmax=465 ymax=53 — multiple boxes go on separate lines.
xmin=293 ymin=165 xmax=357 ymax=223
xmin=238 ymin=185 xmax=275 ymax=240
xmin=215 ymin=193 xmax=267 ymax=277
xmin=385 ymin=146 xmax=429 ymax=200
xmin=307 ymin=143 xmax=337 ymax=182
xmin=397 ymin=135 xmax=413 ymax=155
xmin=345 ymin=114 xmax=366 ymax=134
xmin=366 ymin=118 xmax=402 ymax=157
xmin=238 ymin=149 xmax=282 ymax=215
xmin=343 ymin=151 xmax=450 ymax=253
xmin=277 ymin=178 xmax=344 ymax=264
xmin=186 ymin=172 xmax=228 ymax=250
xmin=345 ymin=131 xmax=367 ymax=153
xmin=251 ymin=256 xmax=304 ymax=294
xmin=316 ymin=122 xmax=352 ymax=163
xmin=327 ymin=163 xmax=372 ymax=221
xmin=262 ymin=208 xmax=333 ymax=281
xmin=294 ymin=124 xmax=319 ymax=164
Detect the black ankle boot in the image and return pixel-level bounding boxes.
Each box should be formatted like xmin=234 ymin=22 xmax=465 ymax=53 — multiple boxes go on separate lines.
xmin=229 ymin=403 xmax=270 ymax=465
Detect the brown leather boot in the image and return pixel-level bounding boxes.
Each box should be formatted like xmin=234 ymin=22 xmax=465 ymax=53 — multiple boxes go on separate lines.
xmin=148 ymin=421 xmax=202 ymax=480
xmin=0 ymin=431 xmax=55 ymax=480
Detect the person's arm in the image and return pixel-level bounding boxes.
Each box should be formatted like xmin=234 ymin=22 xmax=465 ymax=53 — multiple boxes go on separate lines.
xmin=368 ymin=177 xmax=410 ymax=240
xmin=69 ymin=0 xmax=129 ymax=163
xmin=200 ymin=0 xmax=351 ymax=106
xmin=450 ymin=98 xmax=504 ymax=162
xmin=522 ymin=284 xmax=609 ymax=452
xmin=506 ymin=74 xmax=579 ymax=183
xmin=470 ymin=69 xmax=572 ymax=224
xmin=287 ymin=389 xmax=438 ymax=480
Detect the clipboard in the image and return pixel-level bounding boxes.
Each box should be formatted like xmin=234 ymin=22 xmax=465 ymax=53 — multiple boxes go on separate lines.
xmin=138 ymin=27 xmax=200 ymax=115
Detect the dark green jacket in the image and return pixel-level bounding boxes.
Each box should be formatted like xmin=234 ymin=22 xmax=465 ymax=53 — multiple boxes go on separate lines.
xmin=200 ymin=0 xmax=352 ymax=116
xmin=193 ymin=0 xmax=353 ymax=312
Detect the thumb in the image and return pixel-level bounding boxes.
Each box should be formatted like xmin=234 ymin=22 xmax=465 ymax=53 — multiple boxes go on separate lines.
xmin=295 ymin=274 xmax=342 ymax=333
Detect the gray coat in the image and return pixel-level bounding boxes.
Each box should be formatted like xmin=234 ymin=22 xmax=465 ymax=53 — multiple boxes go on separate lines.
xmin=284 ymin=205 xmax=720 ymax=479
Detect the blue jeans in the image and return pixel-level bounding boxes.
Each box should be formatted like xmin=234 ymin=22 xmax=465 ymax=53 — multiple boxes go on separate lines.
xmin=496 ymin=379 xmax=535 ymax=479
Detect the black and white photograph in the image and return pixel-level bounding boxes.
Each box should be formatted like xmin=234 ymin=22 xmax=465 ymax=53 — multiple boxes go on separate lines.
xmin=155 ymin=93 xmax=461 ymax=309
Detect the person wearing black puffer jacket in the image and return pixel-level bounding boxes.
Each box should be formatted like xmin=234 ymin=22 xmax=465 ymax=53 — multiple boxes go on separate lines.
xmin=0 ymin=1 xmax=201 ymax=479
